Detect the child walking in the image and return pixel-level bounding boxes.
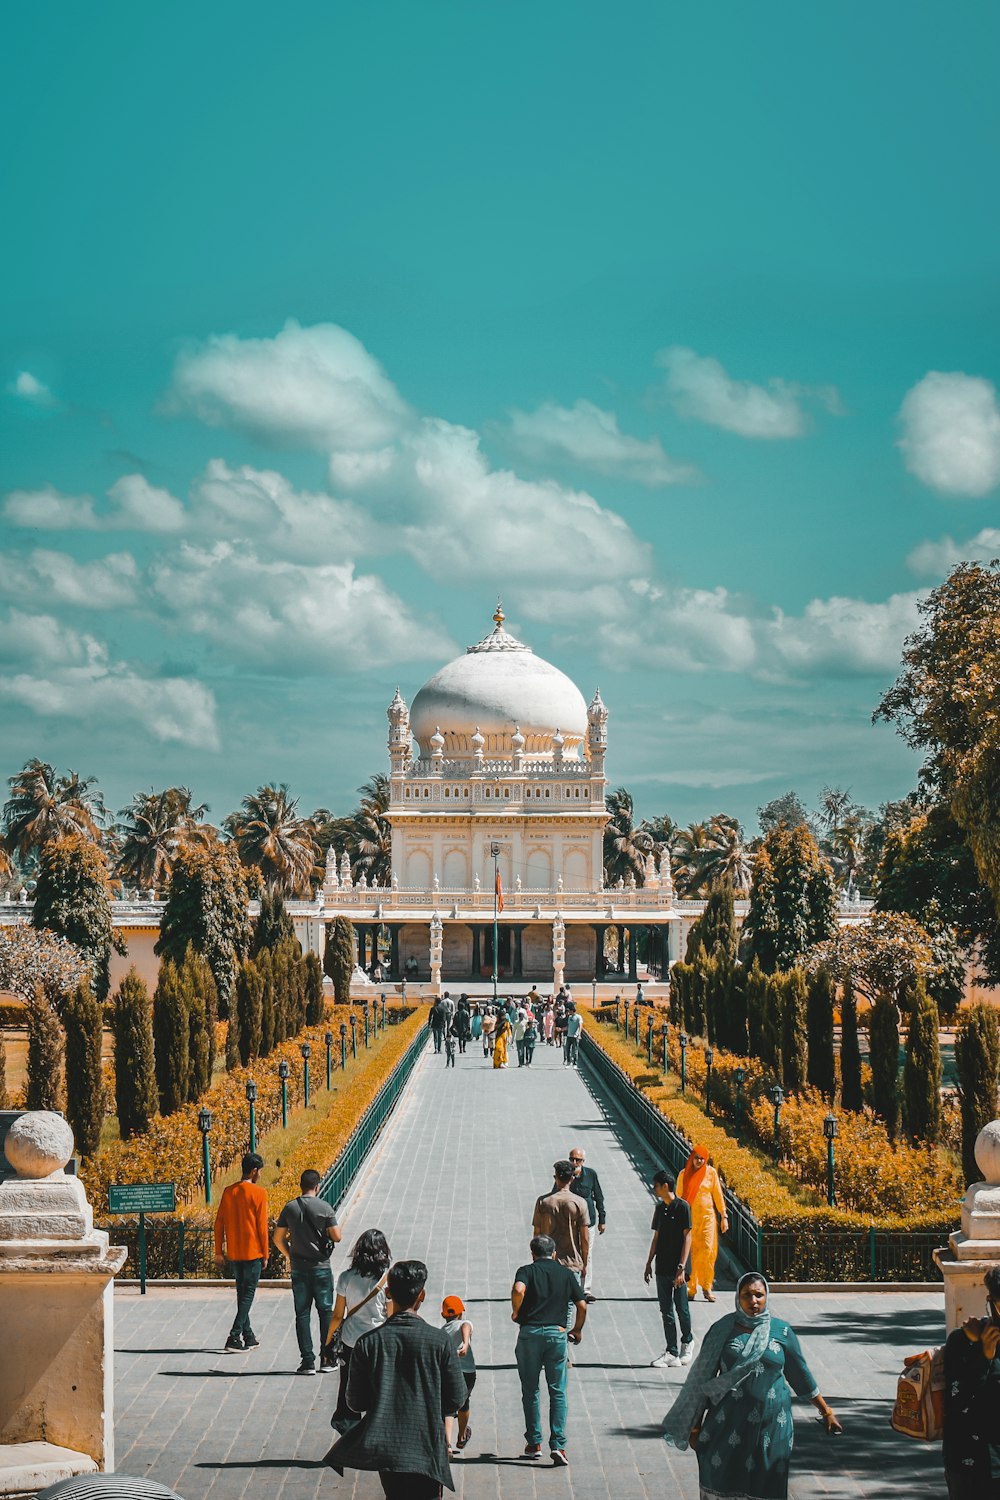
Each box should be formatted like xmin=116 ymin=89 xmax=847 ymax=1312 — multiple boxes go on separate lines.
xmin=441 ymin=1294 xmax=476 ymax=1455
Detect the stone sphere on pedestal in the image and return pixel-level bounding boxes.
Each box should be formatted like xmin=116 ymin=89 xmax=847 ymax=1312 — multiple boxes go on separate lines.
xmin=975 ymin=1120 xmax=1000 ymax=1184
xmin=4 ymin=1111 xmax=75 ymax=1179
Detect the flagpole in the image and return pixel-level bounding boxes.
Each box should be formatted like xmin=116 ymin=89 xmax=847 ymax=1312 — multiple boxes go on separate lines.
xmin=490 ymin=840 xmax=500 ymax=1004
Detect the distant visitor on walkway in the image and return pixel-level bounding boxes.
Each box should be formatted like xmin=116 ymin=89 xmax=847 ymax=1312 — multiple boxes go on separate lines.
xmin=678 ymin=1144 xmax=727 ymax=1301
xmin=662 ymin=1272 xmax=842 ymax=1499
xmin=213 ymin=1151 xmax=268 ymax=1353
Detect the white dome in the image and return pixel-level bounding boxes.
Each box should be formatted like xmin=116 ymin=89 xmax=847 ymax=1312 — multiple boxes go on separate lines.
xmin=410 ymin=608 xmax=589 ymax=758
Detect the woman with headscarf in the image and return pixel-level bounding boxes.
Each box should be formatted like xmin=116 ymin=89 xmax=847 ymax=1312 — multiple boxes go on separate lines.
xmin=678 ymin=1145 xmax=728 ymax=1301
xmin=492 ymin=1009 xmax=511 ymax=1069
xmin=663 ymin=1272 xmax=842 ymax=1499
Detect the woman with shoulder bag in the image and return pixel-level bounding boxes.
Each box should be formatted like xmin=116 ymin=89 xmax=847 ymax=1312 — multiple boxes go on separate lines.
xmin=943 ymin=1265 xmax=1000 ymax=1499
xmin=324 ymin=1229 xmax=391 ymax=1433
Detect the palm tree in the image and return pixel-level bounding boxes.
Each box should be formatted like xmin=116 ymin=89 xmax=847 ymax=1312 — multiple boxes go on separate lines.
xmin=603 ymin=788 xmax=653 ymax=886
xmin=224 ymin=784 xmax=318 ymax=897
xmin=692 ymin=814 xmax=753 ymax=895
xmin=3 ymin=760 xmax=105 ymax=863
xmin=352 ymin=774 xmax=392 ymax=887
xmin=672 ymin=821 xmax=711 ymax=896
xmin=115 ymin=788 xmax=215 ymax=890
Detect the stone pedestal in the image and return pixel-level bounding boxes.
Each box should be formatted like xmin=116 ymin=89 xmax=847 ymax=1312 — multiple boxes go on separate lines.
xmin=935 ymin=1119 xmax=1000 ymax=1333
xmin=0 ymin=1112 xmax=126 ymax=1474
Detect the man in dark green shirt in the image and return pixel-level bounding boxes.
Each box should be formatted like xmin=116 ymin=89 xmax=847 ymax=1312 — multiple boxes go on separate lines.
xmin=511 ymin=1234 xmax=587 ymax=1468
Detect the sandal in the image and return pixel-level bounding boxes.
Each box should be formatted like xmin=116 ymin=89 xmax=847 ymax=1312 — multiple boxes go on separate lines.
xmin=457 ymin=1426 xmax=472 ymax=1449
xmin=703 ymin=1290 xmax=717 ymax=1302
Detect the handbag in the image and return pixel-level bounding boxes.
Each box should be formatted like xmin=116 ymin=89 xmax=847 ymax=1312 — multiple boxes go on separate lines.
xmin=889 ymin=1346 xmax=945 ymax=1440
xmin=325 ymin=1274 xmax=387 ymax=1365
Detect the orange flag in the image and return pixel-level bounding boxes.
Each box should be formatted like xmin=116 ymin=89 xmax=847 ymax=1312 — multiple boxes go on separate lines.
xmin=495 ymin=866 xmax=504 ymax=911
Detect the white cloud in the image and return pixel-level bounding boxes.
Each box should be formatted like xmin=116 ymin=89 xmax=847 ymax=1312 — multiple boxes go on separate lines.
xmin=766 ymin=591 xmax=922 ymax=674
xmin=3 ymin=476 xmax=185 ymax=533
xmin=150 ymin=541 xmax=455 ymax=673
xmin=8 ymin=371 xmax=57 ymax=407
xmin=0 ymin=608 xmax=219 ymax=749
xmin=189 ymin=459 xmax=377 ymax=561
xmin=907 ymin=527 xmax=1000 ymax=576
xmin=0 ymin=549 xmax=138 ymax=609
xmin=166 ymin=320 xmax=411 ymax=451
xmin=3 ymin=486 xmax=100 ymax=529
xmin=654 ymin=346 xmax=841 ymax=438
xmin=898 ymin=371 xmax=1000 ymax=496
xmin=499 ymin=398 xmax=699 ymax=487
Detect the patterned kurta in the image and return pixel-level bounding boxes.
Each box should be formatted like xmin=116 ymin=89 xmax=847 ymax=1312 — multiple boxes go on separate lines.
xmin=695 ymin=1319 xmax=818 ymax=1500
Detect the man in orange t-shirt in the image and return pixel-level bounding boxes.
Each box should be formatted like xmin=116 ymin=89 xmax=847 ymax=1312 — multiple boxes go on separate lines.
xmin=214 ymin=1152 xmax=269 ymax=1352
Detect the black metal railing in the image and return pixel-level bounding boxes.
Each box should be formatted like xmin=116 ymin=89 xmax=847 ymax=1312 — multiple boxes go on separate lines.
xmin=99 ymin=1023 xmax=429 ymax=1280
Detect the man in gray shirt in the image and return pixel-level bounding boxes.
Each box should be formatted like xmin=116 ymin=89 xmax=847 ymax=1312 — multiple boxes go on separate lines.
xmin=274 ymin=1168 xmax=342 ymax=1374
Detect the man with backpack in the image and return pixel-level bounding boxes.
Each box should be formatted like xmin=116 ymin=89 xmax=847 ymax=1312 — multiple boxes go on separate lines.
xmin=274 ymin=1168 xmax=343 ymax=1374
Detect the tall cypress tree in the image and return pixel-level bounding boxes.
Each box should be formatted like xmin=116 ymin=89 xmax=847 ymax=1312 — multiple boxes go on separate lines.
xmin=955 ymin=1004 xmax=1000 ymax=1184
xmin=63 ymin=981 xmax=105 ymax=1157
xmin=235 ymin=959 xmax=264 ymax=1065
xmin=324 ymin=917 xmax=355 ymax=1006
xmin=258 ymin=948 xmax=276 ymax=1054
xmin=745 ymin=958 xmax=768 ymax=1058
xmin=780 ymin=969 xmax=808 ymax=1093
xmin=903 ymin=978 xmax=942 ymax=1144
xmin=806 ymin=966 xmax=836 ymax=1099
xmin=304 ymin=952 xmax=325 ymax=1027
xmin=744 ymin=848 xmax=780 ymax=973
xmin=26 ymin=985 xmax=64 ymax=1111
xmin=869 ymin=997 xmax=901 ymax=1140
xmin=744 ymin=825 xmax=836 ymax=974
xmin=156 ymin=844 xmax=251 ymax=1020
xmin=253 ymin=888 xmax=296 ymax=957
xmin=181 ymin=944 xmax=217 ymax=1096
xmin=113 ymin=967 xmax=157 ymax=1139
xmin=760 ymin=971 xmax=784 ymax=1072
xmin=31 ymin=834 xmax=118 ymax=1001
xmin=0 ymin=1028 xmax=7 ymax=1109
xmin=839 ymin=976 xmax=863 ymax=1111
xmin=153 ymin=959 xmax=189 ymax=1115
xmin=668 ymin=962 xmax=688 ymax=1027
xmin=723 ymin=961 xmax=748 ymax=1054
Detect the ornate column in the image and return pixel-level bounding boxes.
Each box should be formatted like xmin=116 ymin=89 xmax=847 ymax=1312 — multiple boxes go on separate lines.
xmin=389 ymin=924 xmax=400 ymax=979
xmin=512 ymin=925 xmax=523 ymax=979
xmin=552 ymin=915 xmax=566 ymax=992
xmin=595 ymin=924 xmax=606 ymax=979
xmin=628 ymin=927 xmax=638 ymax=981
xmin=470 ymin=925 xmax=481 ymax=977
xmin=429 ymin=913 xmax=443 ymax=996
xmin=935 ymin=1121 xmax=1000 ymax=1331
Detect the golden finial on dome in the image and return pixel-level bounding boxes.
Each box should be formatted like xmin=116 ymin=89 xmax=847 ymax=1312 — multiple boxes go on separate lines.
xmin=493 ymin=598 xmax=505 ymax=629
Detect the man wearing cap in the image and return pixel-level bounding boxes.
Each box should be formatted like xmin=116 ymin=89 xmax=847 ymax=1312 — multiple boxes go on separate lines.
xmin=568 ymin=1146 xmax=606 ymax=1302
xmin=214 ymin=1151 xmax=268 ymax=1352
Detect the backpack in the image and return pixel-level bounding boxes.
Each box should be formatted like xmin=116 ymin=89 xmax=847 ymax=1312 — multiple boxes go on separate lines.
xmin=889 ymin=1346 xmax=945 ymax=1440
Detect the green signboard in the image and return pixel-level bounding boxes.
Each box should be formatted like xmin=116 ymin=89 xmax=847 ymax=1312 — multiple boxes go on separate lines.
xmin=108 ymin=1182 xmax=176 ymax=1214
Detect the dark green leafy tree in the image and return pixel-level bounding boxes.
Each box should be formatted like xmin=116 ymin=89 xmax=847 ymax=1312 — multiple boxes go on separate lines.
xmin=761 ymin=972 xmax=784 ymax=1072
xmin=31 ymin=834 xmax=120 ymax=1001
xmin=758 ymin=791 xmax=813 ymax=837
xmin=839 ymin=977 xmax=863 ymax=1111
xmin=180 ymin=944 xmax=217 ymax=1094
xmin=868 ymin=998 xmax=901 ymax=1140
xmin=225 ymin=993 xmax=241 ymax=1070
xmin=63 ymin=981 xmax=105 ymax=1157
xmin=780 ymin=969 xmax=808 ymax=1094
xmin=720 ymin=960 xmax=748 ymax=1054
xmin=112 ymin=967 xmax=157 ymax=1139
xmin=157 ymin=843 xmax=252 ymax=1021
xmin=806 ymin=967 xmax=836 ymax=1099
xmin=324 ymin=917 xmax=355 ymax=1006
xmin=153 ymin=959 xmax=189 ymax=1115
xmin=258 ymin=949 xmax=276 ymax=1054
xmin=26 ymin=986 xmax=64 ymax=1111
xmin=235 ymin=960 xmax=264 ymax=1065
xmin=253 ymin=888 xmax=296 ymax=956
xmin=955 ymin=1004 xmax=1000 ymax=1185
xmin=304 ymin=952 xmax=325 ymax=1026
xmin=668 ymin=961 xmax=687 ymax=1026
xmin=903 ymin=979 xmax=942 ymax=1144
xmin=689 ymin=881 xmax=739 ymax=963
xmin=742 ymin=849 xmax=780 ymax=972
xmin=744 ymin=826 xmax=836 ymax=973
xmin=745 ymin=959 xmax=768 ymax=1058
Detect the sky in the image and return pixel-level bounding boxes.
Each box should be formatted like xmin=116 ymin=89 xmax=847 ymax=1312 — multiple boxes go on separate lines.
xmin=2 ymin=1 xmax=999 ymax=832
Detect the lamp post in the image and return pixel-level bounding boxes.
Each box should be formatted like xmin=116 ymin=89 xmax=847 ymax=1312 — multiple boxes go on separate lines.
xmin=771 ymin=1084 xmax=784 ymax=1161
xmin=363 ymin=1003 xmax=370 ymax=1048
xmin=340 ymin=1021 xmax=347 ymax=1070
xmin=350 ymin=1013 xmax=357 ymax=1059
xmin=623 ymin=999 xmax=630 ymax=1039
xmin=634 ymin=1001 xmax=640 ymax=1046
xmin=823 ymin=1112 xmax=838 ymax=1207
xmin=278 ymin=1059 xmax=290 ymax=1129
xmin=679 ymin=1032 xmax=688 ymax=1093
xmin=661 ymin=1020 xmax=669 ymax=1075
xmin=245 ymin=1079 xmax=258 ymax=1154
xmin=325 ymin=1030 xmax=334 ymax=1089
xmin=705 ymin=1047 xmax=715 ymax=1115
xmin=734 ymin=1066 xmax=746 ymax=1137
xmin=615 ymin=993 xmax=621 ymax=1029
xmin=198 ymin=1106 xmax=212 ymax=1206
xmin=381 ymin=993 xmax=387 ymax=1028
xmin=646 ymin=1014 xmax=654 ymax=1065
xmin=490 ymin=840 xmax=501 ymax=1005
xmin=300 ymin=1041 xmax=312 ymax=1109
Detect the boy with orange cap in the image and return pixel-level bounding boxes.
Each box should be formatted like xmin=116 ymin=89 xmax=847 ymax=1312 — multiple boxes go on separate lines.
xmin=441 ymin=1294 xmax=476 ymax=1455
xmin=678 ymin=1145 xmax=728 ymax=1301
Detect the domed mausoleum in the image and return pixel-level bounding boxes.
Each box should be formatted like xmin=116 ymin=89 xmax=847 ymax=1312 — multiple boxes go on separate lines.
xmin=323 ymin=605 xmax=678 ymax=989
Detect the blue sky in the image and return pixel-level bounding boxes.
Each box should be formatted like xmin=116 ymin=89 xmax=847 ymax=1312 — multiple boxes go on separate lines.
xmin=2 ymin=1 xmax=999 ymax=831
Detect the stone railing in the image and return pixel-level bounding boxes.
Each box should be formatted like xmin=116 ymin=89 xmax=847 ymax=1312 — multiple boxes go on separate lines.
xmin=408 ymin=756 xmax=592 ymax=778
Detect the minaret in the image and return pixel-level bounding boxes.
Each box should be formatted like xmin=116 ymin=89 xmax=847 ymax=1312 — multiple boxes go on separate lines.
xmin=587 ymin=687 xmax=608 ymax=779
xmin=387 ymin=686 xmax=411 ymax=774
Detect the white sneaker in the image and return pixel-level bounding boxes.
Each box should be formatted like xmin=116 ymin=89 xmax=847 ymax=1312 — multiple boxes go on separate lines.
xmin=650 ymin=1351 xmax=679 ymax=1368
xmin=680 ymin=1344 xmax=695 ymax=1365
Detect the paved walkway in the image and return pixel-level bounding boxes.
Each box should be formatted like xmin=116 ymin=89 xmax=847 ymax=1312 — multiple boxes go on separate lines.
xmin=114 ymin=1038 xmax=947 ymax=1499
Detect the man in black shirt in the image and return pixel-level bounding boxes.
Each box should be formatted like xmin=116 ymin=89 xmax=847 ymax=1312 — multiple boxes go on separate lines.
xmin=643 ymin=1169 xmax=693 ymax=1368
xmin=274 ymin=1169 xmax=342 ymax=1374
xmin=511 ymin=1234 xmax=587 ymax=1468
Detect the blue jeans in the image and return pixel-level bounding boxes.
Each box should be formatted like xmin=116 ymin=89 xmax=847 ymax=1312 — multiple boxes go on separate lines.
xmin=655 ymin=1271 xmax=692 ymax=1355
xmin=230 ymin=1258 xmax=262 ymax=1341
xmin=516 ymin=1038 xmax=526 ymax=1065
xmin=515 ymin=1325 xmax=569 ymax=1451
xmin=291 ymin=1262 xmax=334 ymax=1362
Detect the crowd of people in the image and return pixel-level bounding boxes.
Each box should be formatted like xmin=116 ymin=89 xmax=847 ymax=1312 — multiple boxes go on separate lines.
xmin=428 ymin=988 xmax=584 ymax=1069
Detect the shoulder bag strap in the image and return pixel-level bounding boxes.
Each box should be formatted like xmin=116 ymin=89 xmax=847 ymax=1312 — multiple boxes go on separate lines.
xmin=344 ymin=1273 xmax=387 ymax=1322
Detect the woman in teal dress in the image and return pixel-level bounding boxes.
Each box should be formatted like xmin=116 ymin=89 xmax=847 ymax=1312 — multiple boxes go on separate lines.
xmin=663 ymin=1273 xmax=842 ymax=1499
